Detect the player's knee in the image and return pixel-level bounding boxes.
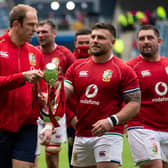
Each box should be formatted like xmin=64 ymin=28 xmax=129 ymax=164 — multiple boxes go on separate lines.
xmin=45 ymin=144 xmax=61 ymax=154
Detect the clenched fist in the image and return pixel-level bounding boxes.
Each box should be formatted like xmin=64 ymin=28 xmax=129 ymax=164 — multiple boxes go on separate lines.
xmin=22 ymin=69 xmax=44 ymax=84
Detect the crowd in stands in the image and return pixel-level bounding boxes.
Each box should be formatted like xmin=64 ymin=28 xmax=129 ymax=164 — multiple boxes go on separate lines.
xmin=116 ymin=6 xmax=168 ymax=59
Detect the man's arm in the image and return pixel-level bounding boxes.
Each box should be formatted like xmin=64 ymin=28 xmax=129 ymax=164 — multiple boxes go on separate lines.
xmin=70 ymin=116 xmax=78 ymax=129
xmin=91 ymin=90 xmax=141 ymax=136
xmin=64 ymin=81 xmax=74 ymax=100
xmin=115 ymin=89 xmax=141 ymax=124
xmin=0 ymin=70 xmax=43 ymax=91
xmin=0 ymin=73 xmax=25 ymax=90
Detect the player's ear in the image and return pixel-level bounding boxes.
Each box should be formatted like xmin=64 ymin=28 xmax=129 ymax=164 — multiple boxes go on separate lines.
xmin=158 ymin=38 xmax=162 ymax=46
xmin=13 ymin=20 xmax=19 ymax=27
xmin=52 ymin=29 xmax=57 ymax=37
xmin=112 ymin=39 xmax=115 ymax=45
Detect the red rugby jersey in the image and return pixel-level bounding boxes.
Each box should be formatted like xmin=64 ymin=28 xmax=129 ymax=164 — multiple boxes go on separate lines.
xmin=127 ymin=56 xmax=168 ymax=132
xmin=65 ymin=56 xmax=140 ymax=137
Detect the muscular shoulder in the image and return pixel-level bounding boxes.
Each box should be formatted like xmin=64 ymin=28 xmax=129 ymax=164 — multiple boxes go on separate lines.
xmin=56 ymin=45 xmax=73 ymax=55
xmin=160 ymin=56 xmax=168 ymax=63
xmin=67 ymin=57 xmax=90 ymax=71
xmin=112 ymin=56 xmax=134 ymax=72
xmin=0 ymin=32 xmax=9 ymax=44
xmin=126 ymin=56 xmax=142 ymax=69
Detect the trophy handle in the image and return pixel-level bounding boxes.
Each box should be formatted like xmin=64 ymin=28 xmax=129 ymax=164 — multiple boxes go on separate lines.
xmin=47 ymin=76 xmax=66 ymax=127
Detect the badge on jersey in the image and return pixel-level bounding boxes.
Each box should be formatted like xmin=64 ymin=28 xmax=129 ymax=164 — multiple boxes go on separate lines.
xmin=52 ymin=57 xmax=60 ymax=67
xmin=29 ymin=53 xmax=36 ymax=69
xmin=102 ymin=69 xmax=112 ymax=82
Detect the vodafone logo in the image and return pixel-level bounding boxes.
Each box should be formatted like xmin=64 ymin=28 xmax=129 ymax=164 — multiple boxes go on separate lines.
xmin=80 ymin=84 xmax=99 ymax=105
xmin=85 ymin=84 xmax=98 ymax=98
xmin=155 ymin=82 xmax=168 ymax=96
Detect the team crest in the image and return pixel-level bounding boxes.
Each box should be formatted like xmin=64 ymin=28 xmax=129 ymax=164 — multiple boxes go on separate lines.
xmin=150 ymin=138 xmax=158 ymax=154
xmin=152 ymin=143 xmax=158 ymax=154
xmin=165 ymin=66 xmax=168 ymax=75
xmin=72 ymin=151 xmax=78 ymax=163
xmin=52 ymin=58 xmax=60 ymax=67
xmin=29 ymin=53 xmax=36 ymax=66
xmin=102 ymin=69 xmax=112 ymax=82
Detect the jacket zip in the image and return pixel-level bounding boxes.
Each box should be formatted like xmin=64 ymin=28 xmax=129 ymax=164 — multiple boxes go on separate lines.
xmin=18 ymin=47 xmax=21 ymax=72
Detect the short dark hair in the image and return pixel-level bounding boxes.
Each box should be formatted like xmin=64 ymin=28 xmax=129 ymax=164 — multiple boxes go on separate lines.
xmin=92 ymin=22 xmax=116 ymax=39
xmin=75 ymin=28 xmax=91 ymax=37
xmin=74 ymin=28 xmax=91 ymax=42
xmin=38 ymin=19 xmax=56 ymax=30
xmin=9 ymin=4 xmax=37 ymax=27
xmin=137 ymin=24 xmax=160 ymax=38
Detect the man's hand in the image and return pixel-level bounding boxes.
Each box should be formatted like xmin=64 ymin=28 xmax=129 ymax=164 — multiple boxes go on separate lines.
xmin=38 ymin=92 xmax=48 ymax=106
xmin=91 ymin=118 xmax=112 ymax=136
xmin=39 ymin=123 xmax=53 ymax=145
xmin=22 ymin=70 xmax=43 ymax=84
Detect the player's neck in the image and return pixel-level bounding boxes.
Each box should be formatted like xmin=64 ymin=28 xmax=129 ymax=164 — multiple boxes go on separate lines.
xmin=9 ymin=29 xmax=25 ymax=47
xmin=41 ymin=43 xmax=57 ymax=53
xmin=142 ymin=54 xmax=160 ymax=62
xmin=92 ymin=51 xmax=113 ymax=63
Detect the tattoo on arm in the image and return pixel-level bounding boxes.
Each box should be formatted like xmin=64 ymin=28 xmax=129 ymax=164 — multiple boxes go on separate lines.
xmin=123 ymin=90 xmax=141 ymax=104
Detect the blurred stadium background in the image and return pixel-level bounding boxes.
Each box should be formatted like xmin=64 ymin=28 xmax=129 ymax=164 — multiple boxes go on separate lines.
xmin=1 ymin=1 xmax=168 ymax=167
xmin=1 ymin=0 xmax=168 ymax=60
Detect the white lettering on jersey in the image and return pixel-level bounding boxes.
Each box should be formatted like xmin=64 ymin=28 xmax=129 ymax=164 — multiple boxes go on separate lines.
xmin=0 ymin=51 xmax=8 ymax=58
xmin=141 ymin=70 xmax=151 ymax=77
xmin=79 ymin=71 xmax=88 ymax=77
xmin=80 ymin=99 xmax=100 ymax=105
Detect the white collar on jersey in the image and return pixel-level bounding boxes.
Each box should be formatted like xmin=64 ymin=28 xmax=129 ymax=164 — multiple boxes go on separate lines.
xmin=54 ymin=43 xmax=57 ymax=49
xmin=106 ymin=53 xmax=113 ymax=62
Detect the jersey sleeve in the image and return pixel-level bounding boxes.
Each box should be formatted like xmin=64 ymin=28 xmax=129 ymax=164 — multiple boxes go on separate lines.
xmin=60 ymin=46 xmax=75 ymax=72
xmin=0 ymin=73 xmax=25 ymax=91
xmin=64 ymin=62 xmax=76 ymax=93
xmin=38 ymin=52 xmax=47 ymax=93
xmin=121 ymin=64 xmax=140 ymax=95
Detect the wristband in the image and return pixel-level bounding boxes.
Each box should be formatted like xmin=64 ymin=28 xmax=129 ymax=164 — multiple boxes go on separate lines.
xmin=107 ymin=117 xmax=114 ymax=127
xmin=108 ymin=115 xmax=119 ymax=127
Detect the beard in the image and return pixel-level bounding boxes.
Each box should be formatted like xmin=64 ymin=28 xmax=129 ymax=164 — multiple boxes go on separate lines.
xmin=92 ymin=50 xmax=107 ymax=56
xmin=139 ymin=45 xmax=158 ymax=58
xmin=40 ymin=41 xmax=52 ymax=48
xmin=140 ymin=51 xmax=153 ymax=57
xmin=90 ymin=46 xmax=108 ymax=57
